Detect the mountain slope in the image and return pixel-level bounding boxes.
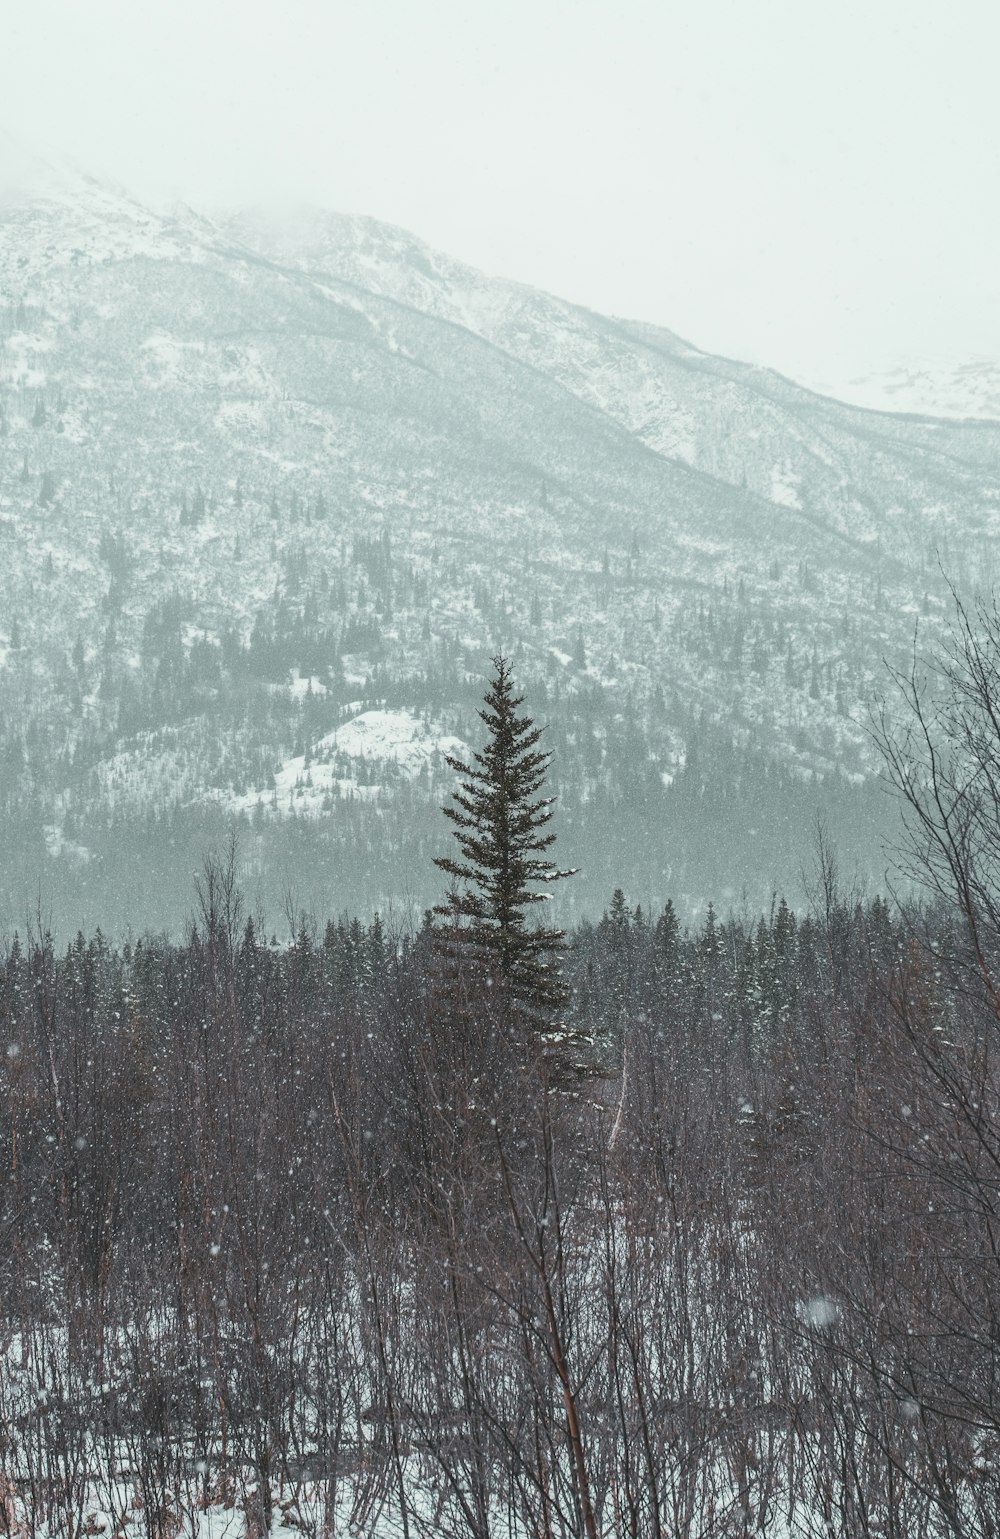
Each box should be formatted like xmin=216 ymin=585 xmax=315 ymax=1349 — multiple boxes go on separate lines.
xmin=0 ymin=182 xmax=995 ymax=935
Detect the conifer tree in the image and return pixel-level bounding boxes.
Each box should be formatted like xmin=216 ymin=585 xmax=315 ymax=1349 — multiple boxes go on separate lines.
xmin=434 ymin=655 xmax=575 ymax=1025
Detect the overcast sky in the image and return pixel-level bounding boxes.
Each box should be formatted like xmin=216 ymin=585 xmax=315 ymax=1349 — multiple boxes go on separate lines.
xmin=2 ymin=0 xmax=997 ymax=386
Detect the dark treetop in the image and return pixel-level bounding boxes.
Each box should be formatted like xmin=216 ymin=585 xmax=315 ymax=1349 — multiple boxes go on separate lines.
xmin=434 ymin=654 xmax=576 ymax=1019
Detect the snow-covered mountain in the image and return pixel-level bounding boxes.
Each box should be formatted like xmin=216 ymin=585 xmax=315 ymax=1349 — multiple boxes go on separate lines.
xmin=828 ymin=359 xmax=1000 ymax=422
xmin=2 ymin=175 xmax=998 ymax=935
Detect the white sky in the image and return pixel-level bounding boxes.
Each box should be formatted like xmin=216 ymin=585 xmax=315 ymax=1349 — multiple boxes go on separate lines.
xmin=2 ymin=0 xmax=998 ymax=385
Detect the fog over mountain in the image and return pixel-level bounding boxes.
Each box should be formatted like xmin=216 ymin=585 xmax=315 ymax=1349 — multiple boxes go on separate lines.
xmin=2 ymin=169 xmax=1000 ymax=936
xmin=823 ymin=359 xmax=1000 ymax=423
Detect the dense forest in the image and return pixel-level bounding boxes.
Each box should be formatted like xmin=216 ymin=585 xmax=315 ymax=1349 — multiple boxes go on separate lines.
xmin=1 ymin=605 xmax=1000 ymax=1537
xmin=0 ymin=873 xmax=996 ymax=1536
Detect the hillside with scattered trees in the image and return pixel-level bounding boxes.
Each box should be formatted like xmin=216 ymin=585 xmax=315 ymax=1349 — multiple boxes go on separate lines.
xmin=5 ymin=181 xmax=1000 ymax=935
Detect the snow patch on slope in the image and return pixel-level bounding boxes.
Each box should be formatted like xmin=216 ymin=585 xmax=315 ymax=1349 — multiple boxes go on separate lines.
xmin=210 ymin=709 xmax=468 ymax=819
xmin=331 ymin=709 xmax=464 ymax=768
xmin=770 ymin=463 xmax=802 ymax=509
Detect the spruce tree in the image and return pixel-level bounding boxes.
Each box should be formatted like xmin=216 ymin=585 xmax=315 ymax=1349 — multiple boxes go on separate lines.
xmin=434 ymin=655 xmax=575 ymax=1026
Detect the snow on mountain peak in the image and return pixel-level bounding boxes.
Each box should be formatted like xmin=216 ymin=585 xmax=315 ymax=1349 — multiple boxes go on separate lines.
xmin=836 ymin=360 xmax=1000 ymax=422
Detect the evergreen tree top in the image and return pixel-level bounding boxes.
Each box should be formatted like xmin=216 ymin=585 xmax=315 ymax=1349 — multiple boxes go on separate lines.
xmin=433 ymin=654 xmax=576 ymax=1022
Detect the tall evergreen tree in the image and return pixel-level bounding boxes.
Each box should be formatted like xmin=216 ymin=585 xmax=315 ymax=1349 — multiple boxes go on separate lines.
xmin=434 ymin=655 xmax=575 ymax=1025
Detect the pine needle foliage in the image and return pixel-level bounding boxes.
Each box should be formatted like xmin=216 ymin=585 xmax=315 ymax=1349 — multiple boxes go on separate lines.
xmin=434 ymin=655 xmax=576 ymax=1021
